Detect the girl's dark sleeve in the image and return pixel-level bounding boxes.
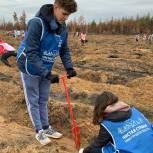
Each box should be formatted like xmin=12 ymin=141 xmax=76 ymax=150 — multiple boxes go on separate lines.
xmin=83 ymin=125 xmax=112 ymax=153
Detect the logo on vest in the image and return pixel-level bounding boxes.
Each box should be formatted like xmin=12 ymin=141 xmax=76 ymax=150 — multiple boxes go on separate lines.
xmin=42 ymin=50 xmax=59 ymax=63
xmin=55 ymin=35 xmax=63 ymax=48
xmin=58 ymin=39 xmax=62 ymax=48
xmin=118 ymin=118 xmax=150 ymax=143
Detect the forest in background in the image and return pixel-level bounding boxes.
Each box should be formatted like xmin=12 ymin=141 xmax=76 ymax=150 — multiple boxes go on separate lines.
xmin=0 ymin=11 xmax=153 ymax=34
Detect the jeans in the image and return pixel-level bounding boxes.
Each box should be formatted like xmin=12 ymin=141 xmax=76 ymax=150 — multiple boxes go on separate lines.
xmin=21 ymin=72 xmax=50 ymax=131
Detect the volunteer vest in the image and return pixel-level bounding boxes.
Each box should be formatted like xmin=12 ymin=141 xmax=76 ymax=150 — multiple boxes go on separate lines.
xmin=17 ymin=17 xmax=66 ymax=76
xmin=101 ymin=107 xmax=153 ymax=153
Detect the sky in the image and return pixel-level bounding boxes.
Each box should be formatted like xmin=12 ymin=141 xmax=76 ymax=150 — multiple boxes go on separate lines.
xmin=0 ymin=0 xmax=153 ymax=23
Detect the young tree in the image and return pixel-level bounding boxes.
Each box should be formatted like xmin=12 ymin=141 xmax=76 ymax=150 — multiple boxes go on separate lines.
xmin=13 ymin=11 xmax=20 ymax=30
xmin=19 ymin=10 xmax=26 ymax=30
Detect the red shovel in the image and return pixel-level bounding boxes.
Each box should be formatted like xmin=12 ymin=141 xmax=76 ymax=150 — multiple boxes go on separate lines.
xmin=60 ymin=74 xmax=80 ymax=150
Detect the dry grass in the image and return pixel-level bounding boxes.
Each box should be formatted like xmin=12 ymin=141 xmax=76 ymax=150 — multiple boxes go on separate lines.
xmin=0 ymin=30 xmax=153 ymax=152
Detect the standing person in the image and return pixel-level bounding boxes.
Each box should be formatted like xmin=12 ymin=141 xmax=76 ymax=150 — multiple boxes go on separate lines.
xmin=80 ymin=32 xmax=87 ymax=45
xmin=143 ymin=34 xmax=147 ymax=42
xmin=135 ymin=34 xmax=140 ymax=42
xmin=79 ymin=91 xmax=153 ymax=153
xmin=148 ymin=34 xmax=152 ymax=44
xmin=16 ymin=0 xmax=77 ymax=145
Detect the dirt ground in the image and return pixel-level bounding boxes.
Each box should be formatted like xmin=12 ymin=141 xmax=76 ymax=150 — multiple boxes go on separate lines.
xmin=0 ymin=32 xmax=153 ymax=153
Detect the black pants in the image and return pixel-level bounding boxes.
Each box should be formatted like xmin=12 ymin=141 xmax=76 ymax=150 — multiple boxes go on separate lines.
xmin=90 ymin=148 xmax=102 ymax=153
xmin=1 ymin=51 xmax=17 ymax=67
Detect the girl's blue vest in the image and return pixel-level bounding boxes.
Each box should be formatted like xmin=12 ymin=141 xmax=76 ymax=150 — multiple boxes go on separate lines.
xmin=16 ymin=17 xmax=66 ymax=76
xmin=101 ymin=107 xmax=153 ymax=153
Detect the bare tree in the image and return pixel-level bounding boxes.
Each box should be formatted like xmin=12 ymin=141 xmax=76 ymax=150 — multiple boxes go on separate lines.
xmin=13 ymin=11 xmax=20 ymax=30
xmin=19 ymin=10 xmax=26 ymax=30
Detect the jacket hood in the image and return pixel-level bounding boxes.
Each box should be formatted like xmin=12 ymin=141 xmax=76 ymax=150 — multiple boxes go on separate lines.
xmin=104 ymin=101 xmax=130 ymax=113
xmin=35 ymin=4 xmax=66 ymax=33
xmin=104 ymin=101 xmax=131 ymax=122
xmin=36 ymin=4 xmax=53 ymax=23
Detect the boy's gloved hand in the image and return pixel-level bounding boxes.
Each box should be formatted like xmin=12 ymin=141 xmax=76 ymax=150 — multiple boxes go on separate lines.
xmin=45 ymin=72 xmax=59 ymax=83
xmin=66 ymin=68 xmax=77 ymax=79
xmin=79 ymin=148 xmax=84 ymax=153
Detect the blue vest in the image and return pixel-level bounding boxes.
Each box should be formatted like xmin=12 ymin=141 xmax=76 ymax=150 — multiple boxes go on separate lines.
xmin=101 ymin=107 xmax=153 ymax=153
xmin=17 ymin=17 xmax=66 ymax=76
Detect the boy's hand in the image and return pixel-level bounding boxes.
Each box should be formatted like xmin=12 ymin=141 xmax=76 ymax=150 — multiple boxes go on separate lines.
xmin=45 ymin=72 xmax=59 ymax=83
xmin=66 ymin=68 xmax=77 ymax=78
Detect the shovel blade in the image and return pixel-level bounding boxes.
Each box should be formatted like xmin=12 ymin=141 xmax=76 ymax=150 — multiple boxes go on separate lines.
xmin=71 ymin=122 xmax=80 ymax=150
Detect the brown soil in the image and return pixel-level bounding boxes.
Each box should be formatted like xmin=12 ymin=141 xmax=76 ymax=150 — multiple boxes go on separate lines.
xmin=0 ymin=32 xmax=153 ymax=152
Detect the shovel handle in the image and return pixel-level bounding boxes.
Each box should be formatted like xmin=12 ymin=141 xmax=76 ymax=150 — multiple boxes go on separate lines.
xmin=60 ymin=74 xmax=80 ymax=150
xmin=60 ymin=74 xmax=75 ymax=124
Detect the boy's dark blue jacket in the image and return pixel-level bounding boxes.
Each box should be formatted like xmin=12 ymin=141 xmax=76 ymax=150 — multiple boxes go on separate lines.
xmin=17 ymin=4 xmax=73 ymax=77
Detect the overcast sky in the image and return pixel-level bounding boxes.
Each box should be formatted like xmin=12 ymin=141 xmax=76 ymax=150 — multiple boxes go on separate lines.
xmin=0 ymin=0 xmax=153 ymax=23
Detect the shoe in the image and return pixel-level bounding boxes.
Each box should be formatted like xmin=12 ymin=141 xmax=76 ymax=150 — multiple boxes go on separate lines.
xmin=43 ymin=126 xmax=63 ymax=139
xmin=35 ymin=129 xmax=51 ymax=145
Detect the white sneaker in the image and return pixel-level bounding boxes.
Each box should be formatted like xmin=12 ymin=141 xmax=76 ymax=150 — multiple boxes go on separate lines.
xmin=35 ymin=129 xmax=51 ymax=145
xmin=79 ymin=148 xmax=84 ymax=153
xmin=43 ymin=126 xmax=63 ymax=139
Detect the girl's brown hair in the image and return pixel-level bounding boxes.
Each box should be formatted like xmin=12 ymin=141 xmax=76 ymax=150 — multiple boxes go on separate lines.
xmin=93 ymin=91 xmax=118 ymax=125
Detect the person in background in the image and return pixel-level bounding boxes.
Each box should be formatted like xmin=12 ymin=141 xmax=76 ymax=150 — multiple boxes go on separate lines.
xmin=0 ymin=38 xmax=16 ymax=67
xmin=73 ymin=31 xmax=79 ymax=37
xmin=80 ymin=32 xmax=87 ymax=45
xmin=79 ymin=91 xmax=153 ymax=153
xmin=16 ymin=0 xmax=77 ymax=145
xmin=21 ymin=30 xmax=25 ymax=39
xmin=135 ymin=34 xmax=140 ymax=42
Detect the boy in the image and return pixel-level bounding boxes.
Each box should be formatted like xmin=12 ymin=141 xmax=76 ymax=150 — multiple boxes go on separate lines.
xmin=17 ymin=0 xmax=77 ymax=145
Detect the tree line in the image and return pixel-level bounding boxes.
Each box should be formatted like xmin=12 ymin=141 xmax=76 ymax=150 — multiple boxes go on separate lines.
xmin=0 ymin=11 xmax=26 ymax=31
xmin=68 ymin=14 xmax=153 ymax=34
xmin=0 ymin=11 xmax=153 ymax=35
